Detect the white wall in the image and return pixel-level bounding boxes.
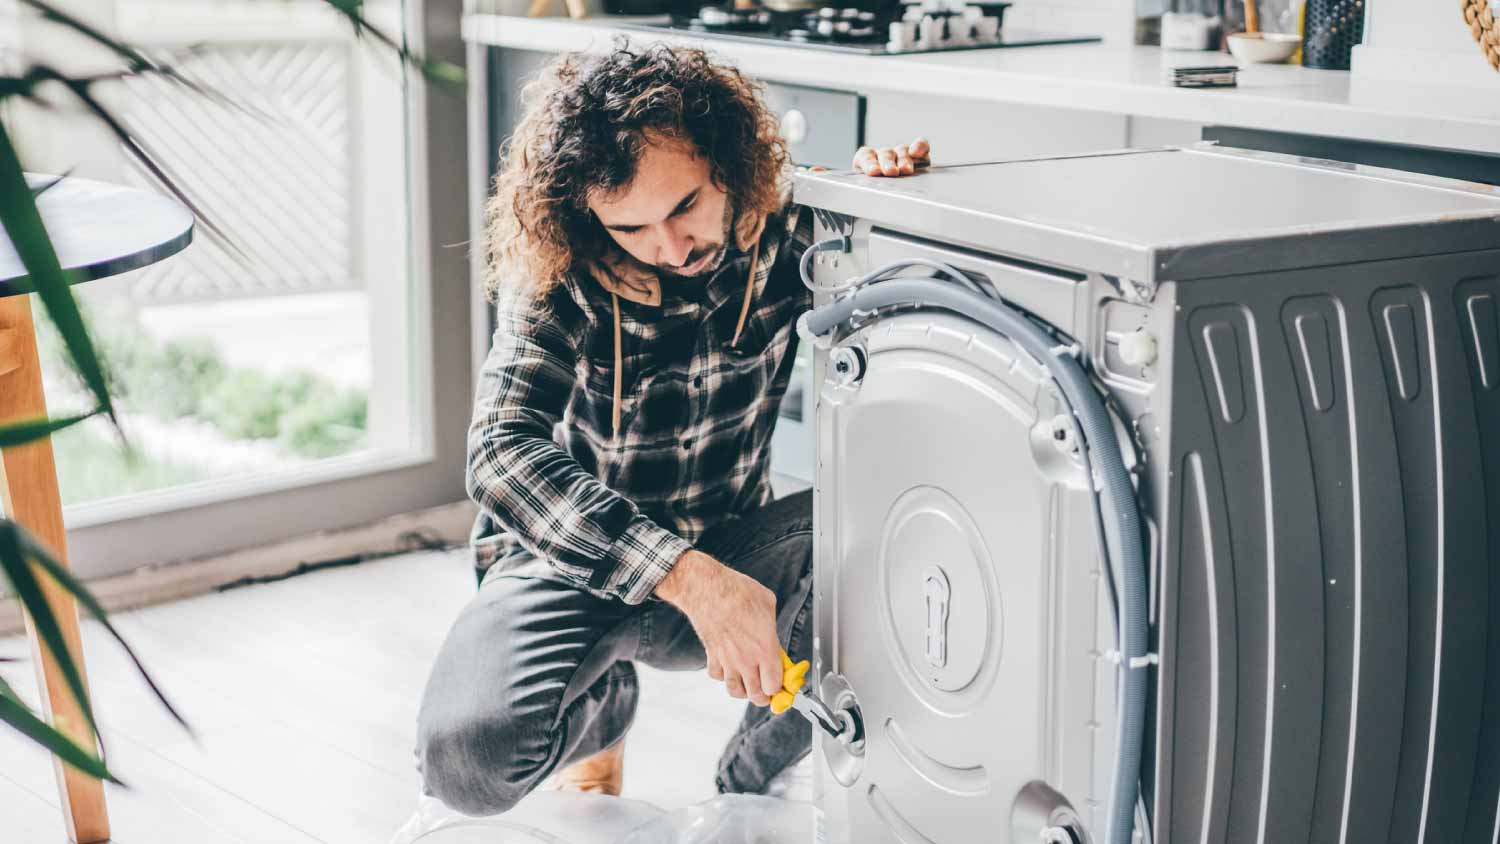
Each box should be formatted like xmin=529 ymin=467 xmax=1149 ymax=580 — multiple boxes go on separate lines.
xmin=1351 ymin=0 xmax=1498 ymax=88
xmin=1364 ymin=0 xmax=1481 ymax=53
xmin=1003 ymin=0 xmax=1137 ymax=44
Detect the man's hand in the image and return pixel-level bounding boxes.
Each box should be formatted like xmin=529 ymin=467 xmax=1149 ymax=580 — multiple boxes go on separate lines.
xmin=585 ymin=243 xmax=661 ymax=305
xmin=657 ymin=549 xmax=784 ymax=707
xmin=853 ymin=137 xmax=931 ymax=177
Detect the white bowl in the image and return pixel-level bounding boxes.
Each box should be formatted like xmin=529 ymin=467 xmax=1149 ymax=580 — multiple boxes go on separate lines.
xmin=1226 ymin=32 xmax=1300 ymax=64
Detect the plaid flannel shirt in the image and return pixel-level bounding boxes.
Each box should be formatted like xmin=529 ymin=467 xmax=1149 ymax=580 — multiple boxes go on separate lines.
xmin=465 ymin=200 xmax=814 ymax=604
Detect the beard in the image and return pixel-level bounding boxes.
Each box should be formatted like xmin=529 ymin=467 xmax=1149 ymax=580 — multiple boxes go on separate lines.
xmin=658 ymin=243 xmax=727 ymax=280
xmin=655 ymin=199 xmax=734 ymax=280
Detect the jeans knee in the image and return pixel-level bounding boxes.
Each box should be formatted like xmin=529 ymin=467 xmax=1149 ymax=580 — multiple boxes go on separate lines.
xmin=416 ymin=713 xmax=539 ymax=817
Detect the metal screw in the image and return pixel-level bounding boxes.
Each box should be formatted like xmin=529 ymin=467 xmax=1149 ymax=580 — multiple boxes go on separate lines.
xmin=830 ymin=347 xmax=863 ymax=387
xmin=1049 ymin=414 xmax=1077 ymax=454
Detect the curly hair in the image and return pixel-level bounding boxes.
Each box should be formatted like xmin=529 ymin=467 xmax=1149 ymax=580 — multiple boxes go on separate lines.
xmin=483 ymin=41 xmax=791 ymax=303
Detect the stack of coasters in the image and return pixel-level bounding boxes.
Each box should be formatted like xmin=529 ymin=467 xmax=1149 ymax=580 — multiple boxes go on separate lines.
xmin=1167 ymin=64 xmax=1239 ymax=87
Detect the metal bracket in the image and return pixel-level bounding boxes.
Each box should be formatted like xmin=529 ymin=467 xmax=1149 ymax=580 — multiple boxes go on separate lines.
xmin=812 ymin=207 xmax=853 ymax=248
xmin=1121 ymin=276 xmax=1159 ymax=304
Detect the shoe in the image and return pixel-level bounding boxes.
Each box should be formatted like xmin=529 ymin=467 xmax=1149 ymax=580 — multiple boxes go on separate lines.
xmin=542 ymin=737 xmax=626 ymax=796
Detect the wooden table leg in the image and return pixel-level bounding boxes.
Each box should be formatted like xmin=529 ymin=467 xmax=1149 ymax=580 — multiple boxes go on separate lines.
xmin=0 ymin=294 xmax=110 ymax=844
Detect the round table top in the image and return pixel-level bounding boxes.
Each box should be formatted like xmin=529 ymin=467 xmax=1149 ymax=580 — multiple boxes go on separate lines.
xmin=1 ymin=174 xmax=195 ymax=296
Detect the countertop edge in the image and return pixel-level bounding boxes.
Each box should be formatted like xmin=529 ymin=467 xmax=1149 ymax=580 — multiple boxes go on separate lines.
xmin=462 ymin=14 xmax=1500 ymax=158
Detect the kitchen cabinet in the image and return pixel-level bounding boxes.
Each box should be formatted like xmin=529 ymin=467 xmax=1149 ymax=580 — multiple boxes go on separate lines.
xmin=863 ymin=91 xmax=1129 ymax=160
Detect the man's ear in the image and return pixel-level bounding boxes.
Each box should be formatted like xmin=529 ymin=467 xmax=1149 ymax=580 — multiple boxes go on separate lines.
xmin=734 ymin=209 xmax=768 ymax=251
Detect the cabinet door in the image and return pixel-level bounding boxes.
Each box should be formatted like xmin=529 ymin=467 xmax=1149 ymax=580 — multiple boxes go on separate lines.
xmin=761 ymin=82 xmax=865 ymax=170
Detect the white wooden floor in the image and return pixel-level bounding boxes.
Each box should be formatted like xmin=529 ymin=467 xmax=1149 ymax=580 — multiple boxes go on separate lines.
xmin=0 ymin=548 xmax=751 ymax=844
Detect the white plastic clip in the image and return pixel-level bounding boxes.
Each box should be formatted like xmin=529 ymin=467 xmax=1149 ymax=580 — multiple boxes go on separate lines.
xmin=1103 ymin=650 xmax=1159 ymax=670
xmin=1050 ymin=341 xmax=1082 ymax=360
xmin=795 ymin=311 xmax=833 ymax=352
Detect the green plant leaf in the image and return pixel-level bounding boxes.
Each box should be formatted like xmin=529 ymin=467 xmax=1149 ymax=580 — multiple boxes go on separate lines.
xmin=18 ymin=0 xmax=249 ymax=116
xmin=40 ymin=70 xmax=241 ymax=259
xmin=317 ymin=0 xmax=465 ymax=90
xmin=10 ymin=522 xmax=192 ymax=737
xmin=0 ymin=412 xmax=98 ymax=448
xmin=0 ymin=521 xmax=104 ymax=757
xmin=0 ymin=693 xmax=121 ymax=784
xmin=19 ymin=0 xmax=156 ymax=73
xmin=417 ymin=58 xmax=466 ymax=89
xmin=30 ymin=171 xmax=69 ymax=196
xmin=0 ymin=123 xmax=115 ymax=426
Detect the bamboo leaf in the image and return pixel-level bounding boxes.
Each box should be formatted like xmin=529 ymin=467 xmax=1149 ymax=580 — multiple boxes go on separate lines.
xmin=17 ymin=3 xmax=254 ymax=119
xmin=0 ymin=521 xmax=104 ymax=756
xmin=19 ymin=2 xmax=268 ymax=124
xmin=0 ymin=412 xmax=97 ymax=449
xmin=0 ymin=123 xmax=116 ymax=426
xmin=19 ymin=0 xmax=157 ymax=73
xmin=0 ymin=695 xmax=122 ymax=784
xmin=317 ymin=0 xmax=465 ymax=90
xmin=30 ymin=170 xmax=69 ymax=197
xmin=13 ymin=523 xmax=192 ymax=737
xmin=43 ymin=72 xmax=242 ymax=261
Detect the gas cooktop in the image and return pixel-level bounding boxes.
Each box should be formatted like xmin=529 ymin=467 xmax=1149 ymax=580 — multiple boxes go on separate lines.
xmin=622 ymin=4 xmax=1100 ymax=55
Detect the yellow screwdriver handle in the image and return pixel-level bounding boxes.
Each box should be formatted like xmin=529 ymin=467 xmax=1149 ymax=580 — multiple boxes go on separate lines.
xmin=771 ymin=649 xmax=811 ymax=714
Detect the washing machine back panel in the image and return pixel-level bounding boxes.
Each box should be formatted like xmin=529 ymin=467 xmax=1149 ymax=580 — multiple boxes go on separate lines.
xmin=1159 ymin=251 xmax=1500 ymax=844
xmin=793 ymin=145 xmax=1500 ymax=283
xmin=815 ymin=310 xmax=1116 ymax=843
xmin=804 ymin=148 xmax=1500 ymax=844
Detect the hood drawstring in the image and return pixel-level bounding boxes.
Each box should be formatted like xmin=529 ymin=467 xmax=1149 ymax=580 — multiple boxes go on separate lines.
xmin=730 ymin=236 xmax=762 ymax=349
xmin=611 ymin=291 xmax=623 ymax=442
xmin=610 ymin=235 xmax=762 ymax=444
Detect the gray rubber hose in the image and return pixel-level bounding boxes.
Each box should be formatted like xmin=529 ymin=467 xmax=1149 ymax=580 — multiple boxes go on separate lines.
xmin=804 ymin=280 xmax=1149 ymax=844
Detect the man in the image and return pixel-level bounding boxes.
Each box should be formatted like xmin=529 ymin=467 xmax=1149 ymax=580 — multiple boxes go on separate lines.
xmin=415 ymin=41 xmax=929 ymax=816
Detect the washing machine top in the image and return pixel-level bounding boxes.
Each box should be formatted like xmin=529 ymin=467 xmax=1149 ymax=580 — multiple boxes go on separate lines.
xmin=791 ymin=144 xmax=1500 ymax=283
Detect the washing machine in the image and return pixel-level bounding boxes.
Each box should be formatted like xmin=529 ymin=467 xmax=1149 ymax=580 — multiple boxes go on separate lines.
xmin=791 ymin=144 xmax=1500 ymax=844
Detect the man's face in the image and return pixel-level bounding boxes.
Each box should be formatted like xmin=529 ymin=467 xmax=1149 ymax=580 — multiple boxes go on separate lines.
xmin=588 ymin=136 xmax=733 ymax=280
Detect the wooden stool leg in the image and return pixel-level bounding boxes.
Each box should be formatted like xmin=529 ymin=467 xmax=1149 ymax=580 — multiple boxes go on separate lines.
xmin=0 ymin=294 xmax=110 ymax=844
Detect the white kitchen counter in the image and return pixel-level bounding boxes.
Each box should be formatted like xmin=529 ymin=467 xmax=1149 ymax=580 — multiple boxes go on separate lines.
xmin=463 ymin=13 xmax=1500 ymax=157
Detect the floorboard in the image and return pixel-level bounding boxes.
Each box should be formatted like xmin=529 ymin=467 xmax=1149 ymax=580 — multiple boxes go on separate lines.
xmin=0 ymin=546 xmax=752 ymax=843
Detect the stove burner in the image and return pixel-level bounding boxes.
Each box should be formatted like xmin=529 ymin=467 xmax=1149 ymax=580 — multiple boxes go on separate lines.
xmin=693 ymin=5 xmax=771 ymax=29
xmin=690 ymin=4 xmax=881 ymax=42
xmin=640 ymin=2 xmax=1101 ymax=55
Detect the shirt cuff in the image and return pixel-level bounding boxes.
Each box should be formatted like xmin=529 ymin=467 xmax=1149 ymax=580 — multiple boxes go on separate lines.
xmin=599 ymin=516 xmax=694 ymax=605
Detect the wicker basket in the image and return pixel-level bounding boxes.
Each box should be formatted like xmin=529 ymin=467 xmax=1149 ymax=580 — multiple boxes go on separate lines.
xmin=1463 ymin=0 xmax=1500 ymax=71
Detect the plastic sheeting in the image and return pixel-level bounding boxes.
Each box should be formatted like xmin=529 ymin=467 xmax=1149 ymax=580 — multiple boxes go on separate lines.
xmin=391 ymin=791 xmax=820 ymax=844
xmin=621 ymin=795 xmax=820 ymax=844
xmin=393 ymin=792 xmax=664 ymax=844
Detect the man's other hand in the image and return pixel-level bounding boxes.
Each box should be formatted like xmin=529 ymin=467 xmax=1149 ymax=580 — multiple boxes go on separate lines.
xmin=656 ymin=549 xmax=784 ymax=707
xmin=853 ymin=137 xmax=931 ymax=177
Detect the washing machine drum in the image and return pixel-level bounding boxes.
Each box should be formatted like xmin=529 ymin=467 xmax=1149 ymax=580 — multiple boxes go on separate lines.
xmin=822 ymin=312 xmax=1103 ymax=840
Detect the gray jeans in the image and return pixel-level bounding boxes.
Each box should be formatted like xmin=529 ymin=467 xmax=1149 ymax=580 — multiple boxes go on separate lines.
xmin=414 ymin=490 xmax=814 ymax=817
